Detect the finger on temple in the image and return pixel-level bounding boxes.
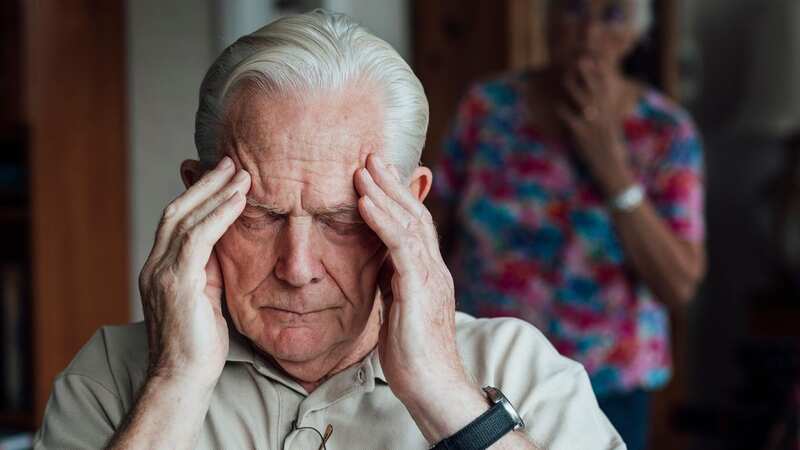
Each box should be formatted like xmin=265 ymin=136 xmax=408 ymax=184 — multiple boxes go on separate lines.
xmin=358 ymin=195 xmax=417 ymax=277
xmin=357 ymin=167 xmax=443 ymax=267
xmin=365 ymin=154 xmax=426 ymax=217
xmin=181 ymin=170 xmax=251 ymax=232
xmin=152 ymin=156 xmax=236 ymax=258
xmin=361 ymin=160 xmax=441 ymax=250
xmin=354 ymin=167 xmax=414 ymax=226
xmin=179 ymin=190 xmax=246 ymax=276
xmin=171 ymin=156 xmax=237 ymax=221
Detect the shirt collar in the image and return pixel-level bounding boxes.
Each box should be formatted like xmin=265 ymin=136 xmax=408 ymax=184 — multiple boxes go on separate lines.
xmin=226 ymin=325 xmax=388 ymax=386
xmin=223 ymin=300 xmax=387 ymax=386
xmin=225 ymin=324 xmax=256 ymax=363
xmin=368 ymin=348 xmax=388 ymax=384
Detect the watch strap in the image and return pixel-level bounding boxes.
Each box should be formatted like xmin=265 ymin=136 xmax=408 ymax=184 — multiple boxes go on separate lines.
xmin=431 ymin=401 xmax=517 ymax=450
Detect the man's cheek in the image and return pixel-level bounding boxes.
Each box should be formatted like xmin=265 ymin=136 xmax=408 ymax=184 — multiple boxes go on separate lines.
xmin=323 ymin=236 xmax=381 ymax=281
xmin=351 ymin=238 xmax=387 ymax=300
xmin=339 ymin=233 xmax=383 ymax=269
xmin=217 ymin=228 xmax=279 ymax=290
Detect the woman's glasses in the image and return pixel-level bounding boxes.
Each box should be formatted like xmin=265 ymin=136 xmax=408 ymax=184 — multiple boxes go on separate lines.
xmin=558 ymin=0 xmax=632 ymax=30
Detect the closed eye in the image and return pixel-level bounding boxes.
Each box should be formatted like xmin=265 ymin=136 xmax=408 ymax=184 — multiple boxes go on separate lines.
xmin=239 ymin=207 xmax=284 ymax=230
xmin=319 ymin=217 xmax=371 ymax=236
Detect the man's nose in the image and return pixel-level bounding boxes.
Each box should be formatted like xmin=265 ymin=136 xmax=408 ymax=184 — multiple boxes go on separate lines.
xmin=274 ymin=218 xmax=324 ymax=287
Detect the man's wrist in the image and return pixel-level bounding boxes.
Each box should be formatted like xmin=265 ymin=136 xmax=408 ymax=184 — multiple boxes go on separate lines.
xmin=108 ymin=371 xmax=218 ymax=449
xmin=148 ymin=359 xmax=223 ymax=389
xmin=400 ymin=377 xmax=490 ymax=444
xmin=146 ymin=370 xmax=218 ymax=402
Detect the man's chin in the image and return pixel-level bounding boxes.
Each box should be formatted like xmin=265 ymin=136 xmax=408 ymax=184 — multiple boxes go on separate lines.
xmin=255 ymin=322 xmax=337 ymax=364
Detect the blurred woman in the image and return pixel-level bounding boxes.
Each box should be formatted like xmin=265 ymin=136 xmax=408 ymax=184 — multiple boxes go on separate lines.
xmin=434 ymin=1 xmax=705 ymax=448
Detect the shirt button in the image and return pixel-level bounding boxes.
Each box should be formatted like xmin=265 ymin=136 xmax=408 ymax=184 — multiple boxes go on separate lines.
xmin=356 ymin=368 xmax=366 ymax=384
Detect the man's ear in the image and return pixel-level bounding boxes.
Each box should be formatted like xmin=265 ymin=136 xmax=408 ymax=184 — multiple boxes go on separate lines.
xmin=180 ymin=159 xmax=205 ymax=189
xmin=408 ymin=166 xmax=433 ymax=203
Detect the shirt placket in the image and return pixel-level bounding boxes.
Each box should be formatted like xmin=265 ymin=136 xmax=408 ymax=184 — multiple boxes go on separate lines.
xmin=282 ymin=361 xmax=375 ymax=450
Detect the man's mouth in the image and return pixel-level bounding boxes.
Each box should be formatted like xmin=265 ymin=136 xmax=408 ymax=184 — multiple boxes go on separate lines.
xmin=261 ymin=306 xmax=337 ymax=322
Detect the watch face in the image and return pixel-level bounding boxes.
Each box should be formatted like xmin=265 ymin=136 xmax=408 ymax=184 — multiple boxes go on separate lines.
xmin=483 ymin=386 xmax=525 ymax=430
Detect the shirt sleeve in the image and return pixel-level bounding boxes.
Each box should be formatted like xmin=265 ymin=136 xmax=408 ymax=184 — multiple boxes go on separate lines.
xmin=33 ymin=331 xmax=127 ymax=449
xmin=456 ymin=315 xmax=627 ymax=449
xmin=434 ymin=85 xmax=487 ymax=206
xmin=33 ymin=374 xmax=125 ymax=449
xmin=647 ymin=114 xmax=705 ymax=243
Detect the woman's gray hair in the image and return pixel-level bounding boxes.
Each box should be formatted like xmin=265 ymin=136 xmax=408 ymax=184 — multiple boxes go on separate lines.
xmin=548 ymin=0 xmax=654 ymax=34
xmin=628 ymin=0 xmax=654 ymax=34
xmin=194 ymin=9 xmax=429 ymax=177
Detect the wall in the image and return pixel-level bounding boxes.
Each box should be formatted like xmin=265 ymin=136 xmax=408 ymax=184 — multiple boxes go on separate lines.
xmin=127 ymin=0 xmax=215 ymax=320
xmin=325 ymin=0 xmax=410 ymax=60
xmin=685 ymin=2 xmax=796 ymax=448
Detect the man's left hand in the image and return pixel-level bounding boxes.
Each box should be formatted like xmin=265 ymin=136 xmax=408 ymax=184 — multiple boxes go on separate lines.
xmin=354 ymin=153 xmax=489 ymax=443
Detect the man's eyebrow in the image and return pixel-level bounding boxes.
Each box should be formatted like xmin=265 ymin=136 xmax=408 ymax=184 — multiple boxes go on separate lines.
xmin=245 ymin=197 xmax=286 ymax=214
xmin=244 ymin=197 xmax=361 ymax=219
xmin=313 ymin=203 xmax=362 ymax=220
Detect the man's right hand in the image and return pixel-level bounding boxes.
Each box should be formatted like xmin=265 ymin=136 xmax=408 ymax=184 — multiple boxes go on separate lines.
xmin=138 ymin=155 xmax=250 ymax=387
xmin=107 ymin=156 xmax=249 ymax=449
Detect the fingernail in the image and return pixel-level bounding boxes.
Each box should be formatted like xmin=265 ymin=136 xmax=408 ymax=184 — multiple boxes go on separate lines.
xmin=372 ymin=154 xmax=385 ymax=168
xmin=220 ymin=156 xmax=233 ymax=169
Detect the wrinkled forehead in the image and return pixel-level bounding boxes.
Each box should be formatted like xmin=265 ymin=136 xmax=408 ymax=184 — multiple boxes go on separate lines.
xmin=221 ymin=86 xmax=385 ymax=208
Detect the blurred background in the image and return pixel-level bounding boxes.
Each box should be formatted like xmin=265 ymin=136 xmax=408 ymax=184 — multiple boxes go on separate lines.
xmin=1 ymin=1 xmax=799 ymax=449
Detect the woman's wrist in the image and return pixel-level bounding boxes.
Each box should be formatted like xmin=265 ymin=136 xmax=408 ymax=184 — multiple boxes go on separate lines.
xmin=596 ymin=158 xmax=636 ymax=198
xmin=609 ymin=184 xmax=645 ymax=212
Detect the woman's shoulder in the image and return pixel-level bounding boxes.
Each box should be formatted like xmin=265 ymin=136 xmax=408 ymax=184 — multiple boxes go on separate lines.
xmin=461 ymin=70 xmax=529 ymax=107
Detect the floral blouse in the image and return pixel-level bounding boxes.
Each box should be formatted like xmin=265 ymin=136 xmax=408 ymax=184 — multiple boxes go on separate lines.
xmin=435 ymin=73 xmax=705 ymax=396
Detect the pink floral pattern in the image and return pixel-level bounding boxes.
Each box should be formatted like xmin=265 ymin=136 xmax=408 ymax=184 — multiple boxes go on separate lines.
xmin=435 ymin=73 xmax=705 ymax=395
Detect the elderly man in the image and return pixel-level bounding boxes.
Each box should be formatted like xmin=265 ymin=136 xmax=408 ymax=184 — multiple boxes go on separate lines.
xmin=34 ymin=10 xmax=624 ymax=450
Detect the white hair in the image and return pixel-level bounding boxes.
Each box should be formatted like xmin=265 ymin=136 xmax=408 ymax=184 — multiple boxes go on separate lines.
xmin=548 ymin=0 xmax=654 ymax=34
xmin=194 ymin=9 xmax=429 ymax=177
xmin=629 ymin=0 xmax=654 ymax=34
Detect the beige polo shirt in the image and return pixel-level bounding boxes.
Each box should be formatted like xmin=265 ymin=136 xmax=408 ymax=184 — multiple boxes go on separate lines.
xmin=34 ymin=312 xmax=624 ymax=449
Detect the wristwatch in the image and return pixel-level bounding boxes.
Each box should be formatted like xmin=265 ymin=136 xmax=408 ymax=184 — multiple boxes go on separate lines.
xmin=609 ymin=183 xmax=644 ymax=212
xmin=431 ymin=386 xmax=525 ymax=450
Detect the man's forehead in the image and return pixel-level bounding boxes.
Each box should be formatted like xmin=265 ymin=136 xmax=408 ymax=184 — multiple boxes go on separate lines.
xmin=224 ymin=86 xmax=384 ymax=166
xmin=222 ymin=86 xmax=385 ymax=209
